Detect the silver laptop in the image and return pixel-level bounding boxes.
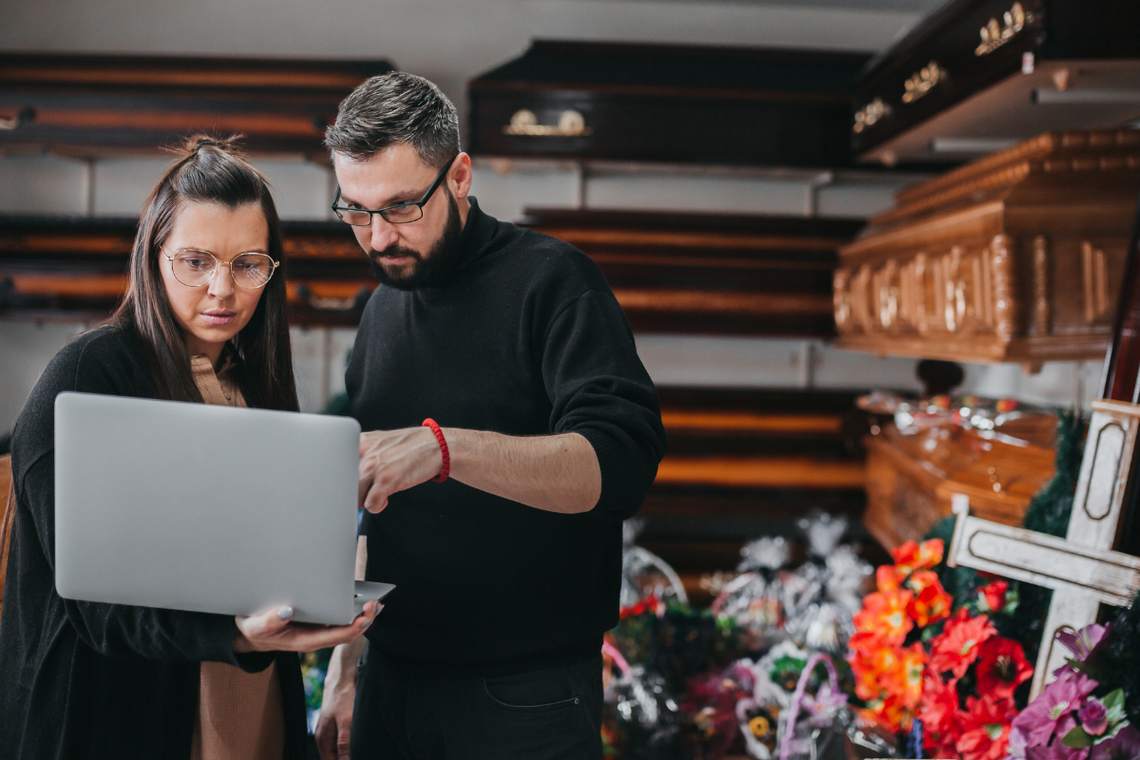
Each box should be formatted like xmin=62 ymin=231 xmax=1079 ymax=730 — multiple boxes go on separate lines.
xmin=54 ymin=391 xmax=393 ymax=625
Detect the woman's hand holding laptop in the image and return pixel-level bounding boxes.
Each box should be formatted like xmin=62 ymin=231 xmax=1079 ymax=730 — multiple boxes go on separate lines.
xmin=233 ymin=600 xmax=382 ymax=653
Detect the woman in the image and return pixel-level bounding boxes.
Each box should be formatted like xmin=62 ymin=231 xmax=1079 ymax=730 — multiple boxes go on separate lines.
xmin=0 ymin=136 xmax=377 ymax=759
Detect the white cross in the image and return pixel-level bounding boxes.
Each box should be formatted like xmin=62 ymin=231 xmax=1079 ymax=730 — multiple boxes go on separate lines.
xmin=947 ymin=399 xmax=1140 ymax=698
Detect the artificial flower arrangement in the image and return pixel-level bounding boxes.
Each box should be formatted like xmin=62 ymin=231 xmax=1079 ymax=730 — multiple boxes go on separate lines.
xmin=847 ymin=538 xmax=1035 ymax=760
xmin=1008 ymin=623 xmax=1139 ymax=760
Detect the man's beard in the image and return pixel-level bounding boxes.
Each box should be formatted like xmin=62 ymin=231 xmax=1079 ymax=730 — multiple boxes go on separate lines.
xmin=367 ymin=191 xmax=464 ymax=291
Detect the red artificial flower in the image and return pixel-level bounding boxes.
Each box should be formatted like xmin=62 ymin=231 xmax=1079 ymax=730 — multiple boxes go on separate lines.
xmin=976 ymin=637 xmax=1033 ymax=701
xmin=978 ymin=580 xmax=1009 ymax=614
xmin=853 ymin=588 xmax=914 ymax=646
xmin=930 ymin=608 xmax=997 ymax=679
xmin=891 ymin=538 xmax=944 ymax=575
xmin=918 ymin=669 xmax=962 ymax=757
xmin=906 ymin=570 xmax=954 ymax=627
xmin=619 ymin=594 xmax=660 ymax=619
xmin=955 ymin=694 xmax=1017 ymax=760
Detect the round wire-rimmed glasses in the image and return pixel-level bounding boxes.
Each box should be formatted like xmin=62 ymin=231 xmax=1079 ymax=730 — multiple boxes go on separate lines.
xmin=331 ymin=157 xmax=456 ymax=226
xmin=163 ymin=249 xmax=279 ymax=289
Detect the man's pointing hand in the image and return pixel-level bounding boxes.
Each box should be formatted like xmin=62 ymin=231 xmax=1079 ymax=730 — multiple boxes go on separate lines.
xmin=358 ymin=427 xmax=445 ymax=513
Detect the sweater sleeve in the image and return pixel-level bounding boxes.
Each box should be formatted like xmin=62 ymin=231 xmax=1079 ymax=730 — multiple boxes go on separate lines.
xmin=10 ymin=329 xmax=272 ymax=671
xmin=540 ymin=288 xmax=666 ymax=520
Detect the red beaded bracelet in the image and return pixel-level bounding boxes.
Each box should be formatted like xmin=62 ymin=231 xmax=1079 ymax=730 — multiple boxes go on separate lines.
xmin=422 ymin=418 xmax=450 ymax=483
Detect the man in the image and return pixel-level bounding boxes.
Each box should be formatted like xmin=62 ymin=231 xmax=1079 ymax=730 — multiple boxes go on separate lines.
xmin=315 ymin=72 xmax=666 ymax=760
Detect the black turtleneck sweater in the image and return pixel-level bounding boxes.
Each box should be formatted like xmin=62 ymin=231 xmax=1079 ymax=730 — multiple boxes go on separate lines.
xmin=347 ymin=198 xmax=666 ymax=677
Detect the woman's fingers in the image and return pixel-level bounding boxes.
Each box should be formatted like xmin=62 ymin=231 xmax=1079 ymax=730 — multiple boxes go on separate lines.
xmin=237 ymin=603 xmax=381 ymax=653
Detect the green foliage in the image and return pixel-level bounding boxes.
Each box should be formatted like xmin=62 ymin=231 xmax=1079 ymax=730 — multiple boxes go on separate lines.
xmin=1022 ymin=407 xmax=1086 ymax=537
xmin=1100 ymin=598 xmax=1140 ymax=728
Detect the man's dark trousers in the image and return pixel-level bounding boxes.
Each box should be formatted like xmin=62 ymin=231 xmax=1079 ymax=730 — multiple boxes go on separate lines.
xmin=350 ymin=646 xmax=605 ymax=759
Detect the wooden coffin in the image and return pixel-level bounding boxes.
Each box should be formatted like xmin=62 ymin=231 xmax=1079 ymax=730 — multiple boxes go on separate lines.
xmin=521 ymin=208 xmax=864 ymax=337
xmin=0 ymin=54 xmax=392 ymax=156
xmin=639 ymin=387 xmax=872 ymax=601
xmin=863 ymin=413 xmax=1057 ymax=550
xmin=833 ymin=130 xmax=1140 ymax=366
xmin=0 ymin=215 xmax=376 ymax=326
xmin=468 ymin=40 xmax=871 ymax=168
xmin=852 ymin=0 xmax=1140 ymax=165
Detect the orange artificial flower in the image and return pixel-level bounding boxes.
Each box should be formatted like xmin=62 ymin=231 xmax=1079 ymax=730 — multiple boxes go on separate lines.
xmin=853 ymin=588 xmax=914 ymax=646
xmin=890 ymin=538 xmax=944 ymax=575
xmin=876 ymin=564 xmax=904 ymax=592
xmin=874 ymin=642 xmax=926 ymax=710
xmin=906 ymin=571 xmax=954 ymax=627
xmin=869 ymin=692 xmax=915 ymax=734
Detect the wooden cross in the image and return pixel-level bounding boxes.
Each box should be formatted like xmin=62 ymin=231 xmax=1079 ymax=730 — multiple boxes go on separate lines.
xmin=947 ymin=196 xmax=1140 ymax=698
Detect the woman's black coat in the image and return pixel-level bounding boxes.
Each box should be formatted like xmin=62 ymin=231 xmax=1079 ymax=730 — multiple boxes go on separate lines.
xmin=0 ymin=325 xmax=308 ymax=759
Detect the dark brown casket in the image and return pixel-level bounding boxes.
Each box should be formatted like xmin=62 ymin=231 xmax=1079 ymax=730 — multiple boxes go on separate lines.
xmin=863 ymin=410 xmax=1057 ymax=550
xmin=851 ymin=0 xmax=1140 ymax=165
xmin=833 ymin=130 xmax=1140 ymax=367
xmin=0 ymin=54 xmax=392 ymax=156
xmin=468 ymin=40 xmax=871 ymax=168
xmin=521 ymin=208 xmax=864 ymax=337
xmin=0 ymin=215 xmax=375 ymax=326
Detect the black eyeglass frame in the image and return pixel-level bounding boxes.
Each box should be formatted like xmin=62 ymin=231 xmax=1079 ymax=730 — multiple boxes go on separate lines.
xmin=331 ymin=157 xmax=456 ymax=226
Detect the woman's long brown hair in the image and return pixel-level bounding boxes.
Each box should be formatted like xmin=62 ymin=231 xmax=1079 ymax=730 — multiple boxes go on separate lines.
xmin=110 ymin=135 xmax=299 ymax=412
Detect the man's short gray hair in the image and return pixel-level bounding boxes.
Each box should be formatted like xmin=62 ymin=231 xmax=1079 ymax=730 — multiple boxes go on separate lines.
xmin=325 ymin=72 xmax=460 ymax=168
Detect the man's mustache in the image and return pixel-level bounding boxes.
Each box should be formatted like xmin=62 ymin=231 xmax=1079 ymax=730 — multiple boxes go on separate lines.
xmin=368 ymin=246 xmax=423 ymax=263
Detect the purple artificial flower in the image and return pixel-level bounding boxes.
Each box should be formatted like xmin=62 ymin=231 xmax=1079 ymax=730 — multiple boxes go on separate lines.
xmin=1054 ymin=625 xmax=1109 ymax=675
xmin=1079 ymin=699 xmax=1109 ymax=736
xmin=801 ymin=681 xmax=848 ymax=727
xmin=1089 ymin=725 xmax=1140 ymax=760
xmin=1013 ymin=671 xmax=1100 ymax=747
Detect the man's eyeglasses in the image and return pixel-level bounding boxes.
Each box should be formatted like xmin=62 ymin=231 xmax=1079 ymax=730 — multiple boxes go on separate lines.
xmin=163 ymin=249 xmax=279 ymax=289
xmin=331 ymin=158 xmax=455 ymax=226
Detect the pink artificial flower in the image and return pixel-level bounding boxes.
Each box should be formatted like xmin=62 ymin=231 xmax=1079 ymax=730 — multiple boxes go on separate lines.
xmin=1011 ymin=670 xmax=1099 ymax=748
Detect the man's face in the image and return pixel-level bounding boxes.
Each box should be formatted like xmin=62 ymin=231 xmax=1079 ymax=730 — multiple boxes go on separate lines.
xmin=333 ymin=144 xmax=470 ymax=290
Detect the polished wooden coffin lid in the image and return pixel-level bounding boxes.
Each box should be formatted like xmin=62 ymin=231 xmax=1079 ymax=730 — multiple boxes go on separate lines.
xmin=469 ymin=40 xmax=872 ymax=168
xmin=521 ymin=208 xmax=864 ymax=337
xmin=834 ymin=130 xmax=1140 ymax=364
xmin=0 ymin=54 xmax=392 ymax=156
xmin=852 ymin=0 xmax=1140 ymax=165
xmin=863 ymin=413 xmax=1057 ymax=550
xmin=0 ymin=215 xmax=374 ymax=325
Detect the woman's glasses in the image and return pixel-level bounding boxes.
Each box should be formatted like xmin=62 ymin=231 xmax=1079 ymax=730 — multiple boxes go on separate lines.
xmin=164 ymin=249 xmax=279 ymax=289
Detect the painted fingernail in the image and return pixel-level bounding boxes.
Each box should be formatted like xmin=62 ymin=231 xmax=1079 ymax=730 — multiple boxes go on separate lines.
xmin=361 ymin=619 xmax=371 ymax=629
xmin=277 ymin=606 xmax=294 ymax=620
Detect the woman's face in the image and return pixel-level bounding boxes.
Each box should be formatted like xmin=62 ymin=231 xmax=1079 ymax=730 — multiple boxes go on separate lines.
xmin=159 ymin=201 xmax=271 ymax=362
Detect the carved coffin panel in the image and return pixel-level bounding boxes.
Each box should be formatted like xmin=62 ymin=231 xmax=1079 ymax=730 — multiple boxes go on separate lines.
xmin=835 ymin=130 xmax=1140 ymax=364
